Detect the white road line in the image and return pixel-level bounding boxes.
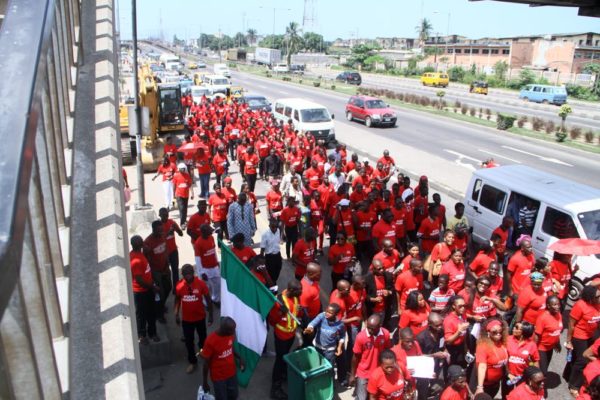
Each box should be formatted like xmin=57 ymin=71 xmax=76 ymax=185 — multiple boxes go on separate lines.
xmin=278 ymin=90 xmax=290 ymax=95
xmin=444 ymin=149 xmax=482 ymax=164
xmin=478 ymin=149 xmax=521 ymax=164
xmin=254 ymin=84 xmax=268 ymax=90
xmin=501 ymin=145 xmax=573 ymax=167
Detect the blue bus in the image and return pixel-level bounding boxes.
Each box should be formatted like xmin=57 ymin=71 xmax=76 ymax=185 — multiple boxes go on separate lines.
xmin=519 ymin=84 xmax=568 ymax=105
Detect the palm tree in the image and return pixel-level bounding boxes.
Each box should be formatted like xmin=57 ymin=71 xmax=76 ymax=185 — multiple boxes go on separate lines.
xmin=285 ymin=22 xmax=302 ymax=66
xmin=246 ymin=28 xmax=257 ymax=46
xmin=415 ymin=18 xmax=433 ymax=47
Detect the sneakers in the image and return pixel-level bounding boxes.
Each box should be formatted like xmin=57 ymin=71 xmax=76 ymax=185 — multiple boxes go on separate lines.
xmin=138 ymin=336 xmax=149 ymax=345
xmin=150 ymin=335 xmax=161 ymax=342
xmin=186 ymin=363 xmax=196 ymax=374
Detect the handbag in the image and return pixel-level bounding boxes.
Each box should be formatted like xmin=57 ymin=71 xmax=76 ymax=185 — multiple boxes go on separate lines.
xmin=424 ymin=243 xmax=444 ymax=281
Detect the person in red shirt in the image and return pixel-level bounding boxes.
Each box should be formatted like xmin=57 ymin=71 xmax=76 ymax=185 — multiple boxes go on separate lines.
xmin=443 ymin=296 xmax=470 ymax=366
xmin=208 ymin=182 xmax=228 ymax=241
xmin=172 ymin=163 xmax=194 ymax=227
xmin=505 ymin=321 xmax=540 ymax=396
xmin=440 ymin=249 xmax=466 ymax=294
xmin=212 ymin=146 xmax=229 ymax=186
xmin=130 ymin=235 xmax=159 ymax=344
xmin=535 ymin=295 xmax=562 ymax=379
xmin=373 ymin=239 xmax=402 ymax=276
xmin=280 ymin=196 xmax=301 ymax=259
xmin=163 ymin=135 xmax=178 ymax=164
xmin=304 ymin=158 xmax=323 ymax=192
xmin=468 ymin=243 xmax=496 ymax=279
xmin=309 ymin=190 xmax=326 ymax=253
xmin=194 ymin=147 xmax=212 ymax=198
xmin=174 ymin=264 xmax=213 ymax=373
xmin=200 ymin=317 xmax=244 ymax=399
xmin=193 ymin=224 xmax=221 ymax=303
xmin=550 ymin=252 xmax=575 ymax=307
xmin=230 ymin=233 xmax=257 ymax=265
xmin=399 ymin=290 xmax=431 ymax=336
xmin=349 ymin=314 xmax=392 ymax=396
xmin=366 ymin=350 xmax=409 ymax=400
xmin=372 ymin=209 xmax=397 ymax=253
xmin=491 ymin=216 xmax=514 ymax=264
xmin=187 ymin=200 xmax=211 ymax=243
xmin=300 ymin=262 xmax=322 ymax=347
xmin=333 ymin=198 xmax=355 ymax=245
xmin=474 ymin=318 xmax=509 ymax=398
xmin=243 ymin=146 xmax=260 ymax=191
xmin=515 ymin=272 xmax=548 ymax=324
xmin=507 ymin=238 xmax=535 ymax=295
xmin=566 ymin=285 xmax=600 ymax=395
xmin=328 ymin=233 xmax=356 ymax=289
xmin=395 ymin=259 xmax=424 ymax=314
xmin=440 ymin=365 xmax=470 ymax=400
xmin=159 ymin=207 xmax=183 ymax=293
xmin=506 ymin=367 xmax=546 ymax=400
xmin=144 ymin=220 xmax=171 ymax=323
xmin=152 ymin=155 xmax=177 ymax=209
xmin=265 ymin=180 xmax=284 ymax=219
xmin=418 ymin=205 xmax=442 ymax=255
xmin=291 ymin=227 xmax=317 ymax=280
xmin=353 ymin=201 xmax=377 ymax=268
xmin=390 ymin=196 xmax=407 ymax=251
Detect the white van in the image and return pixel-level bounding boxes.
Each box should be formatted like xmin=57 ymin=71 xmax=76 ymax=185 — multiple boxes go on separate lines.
xmin=464 ymin=165 xmax=600 ymax=301
xmin=213 ymin=63 xmax=231 ymax=78
xmin=272 ymin=63 xmax=289 ymax=73
xmin=202 ymin=75 xmax=231 ymax=96
xmin=272 ymin=98 xmax=336 ymax=144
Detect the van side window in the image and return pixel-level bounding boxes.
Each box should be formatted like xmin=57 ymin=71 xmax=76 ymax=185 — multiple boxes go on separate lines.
xmin=275 ymin=103 xmax=284 ymax=114
xmin=471 ymin=179 xmax=482 ymax=201
xmin=479 ymin=185 xmax=506 ymax=214
xmin=542 ymin=207 xmax=579 ymax=239
xmin=294 ymin=110 xmax=299 ymax=121
xmin=284 ymin=106 xmax=292 ymax=117
xmin=533 ymin=86 xmax=541 ymax=92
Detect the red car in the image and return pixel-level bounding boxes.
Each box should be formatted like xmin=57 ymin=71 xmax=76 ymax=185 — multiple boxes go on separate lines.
xmin=345 ymin=95 xmax=397 ymax=128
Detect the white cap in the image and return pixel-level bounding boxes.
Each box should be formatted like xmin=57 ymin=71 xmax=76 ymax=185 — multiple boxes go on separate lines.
xmin=338 ymin=199 xmax=350 ymax=207
xmin=363 ymin=158 xmax=370 ymax=163
xmin=177 ymin=163 xmax=187 ymax=170
xmin=401 ymin=189 xmax=414 ymax=202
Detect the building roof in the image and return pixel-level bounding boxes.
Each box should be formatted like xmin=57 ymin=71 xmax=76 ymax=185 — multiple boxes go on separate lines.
xmin=469 ymin=1 xmax=600 ymax=17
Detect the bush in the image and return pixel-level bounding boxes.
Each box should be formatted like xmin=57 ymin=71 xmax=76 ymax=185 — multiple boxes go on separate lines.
xmin=448 ymin=66 xmax=466 ymax=82
xmin=478 ymin=108 xmax=483 ymax=119
xmin=423 ymin=66 xmax=435 ymax=73
xmin=282 ymin=76 xmax=291 ymax=81
xmin=397 ymin=93 xmax=405 ymax=102
xmin=313 ymin=82 xmax=321 ymax=87
xmin=555 ymin=131 xmax=567 ymax=142
xmin=485 ymin=109 xmax=492 ymax=121
xmin=469 ymin=107 xmax=477 ymax=117
xmin=531 ymin=117 xmax=544 ymax=131
xmin=298 ymin=79 xmax=303 ymax=84
xmin=420 ymin=96 xmax=431 ymax=107
xmin=496 ymin=113 xmax=517 ymax=130
xmin=330 ymin=84 xmax=336 ymax=90
xmin=517 ymin=116 xmax=528 ymax=128
xmin=585 ymin=130 xmax=595 ymax=143
xmin=565 ymin=84 xmax=600 ymax=102
xmin=569 ymin=126 xmax=582 ymax=140
xmin=544 ymin=120 xmax=556 ymax=134
xmin=461 ymin=105 xmax=468 ymax=115
xmin=454 ymin=100 xmax=461 ymax=109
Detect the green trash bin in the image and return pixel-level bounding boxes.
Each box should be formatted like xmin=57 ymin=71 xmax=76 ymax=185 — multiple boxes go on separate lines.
xmin=283 ymin=347 xmax=334 ymax=400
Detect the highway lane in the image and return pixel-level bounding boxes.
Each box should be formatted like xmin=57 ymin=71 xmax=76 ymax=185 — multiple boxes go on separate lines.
xmin=231 ymin=70 xmax=600 ymax=192
xmin=307 ymin=67 xmax=600 ymax=131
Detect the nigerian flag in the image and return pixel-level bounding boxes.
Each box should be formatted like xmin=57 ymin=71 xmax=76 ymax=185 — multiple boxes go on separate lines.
xmin=219 ymin=240 xmax=277 ymax=387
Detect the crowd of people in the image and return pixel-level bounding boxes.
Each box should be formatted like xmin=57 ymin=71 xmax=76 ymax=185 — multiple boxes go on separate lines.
xmin=129 ymin=94 xmax=600 ymax=400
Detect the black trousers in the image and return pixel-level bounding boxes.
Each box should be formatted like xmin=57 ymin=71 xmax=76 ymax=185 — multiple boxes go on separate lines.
xmin=284 ymin=226 xmax=299 ymax=259
xmin=265 ymin=253 xmax=283 ymax=284
xmin=182 ymin=319 xmax=207 ymax=364
xmin=272 ymin=336 xmax=295 ymax=388
xmin=214 ymin=220 xmax=227 ymax=241
xmin=569 ymin=337 xmax=594 ymax=390
xmin=539 ymin=349 xmax=554 ymax=376
xmin=168 ymin=250 xmax=179 ymax=291
xmin=446 ymin=342 xmax=466 ymax=369
xmin=259 ymin=156 xmax=267 ymax=178
xmin=356 ymin=240 xmax=375 ymax=273
xmin=246 ymin=173 xmax=257 ymax=192
xmin=134 ymin=290 xmax=156 ymax=337
xmin=152 ymin=270 xmax=172 ymax=315
xmin=176 ymin=196 xmax=189 ymax=226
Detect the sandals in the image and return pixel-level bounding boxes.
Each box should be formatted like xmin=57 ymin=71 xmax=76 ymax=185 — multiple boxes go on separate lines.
xmin=569 ymin=388 xmax=579 ymax=398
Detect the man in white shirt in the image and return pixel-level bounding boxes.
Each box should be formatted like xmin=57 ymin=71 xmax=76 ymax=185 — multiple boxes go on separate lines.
xmin=280 ymin=162 xmax=303 ymax=195
xmin=328 ymin=163 xmax=346 ymax=192
xmin=260 ymin=218 xmax=283 ymax=283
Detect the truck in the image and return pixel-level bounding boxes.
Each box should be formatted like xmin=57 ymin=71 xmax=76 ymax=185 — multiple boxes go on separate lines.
xmin=254 ymin=47 xmax=281 ymax=66
xmin=227 ymin=48 xmax=247 ymax=62
xmin=159 ymin=53 xmax=181 ymax=71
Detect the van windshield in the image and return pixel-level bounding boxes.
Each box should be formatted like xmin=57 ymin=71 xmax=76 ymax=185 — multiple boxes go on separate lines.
xmin=578 ymin=209 xmax=600 ymax=241
xmin=213 ymin=79 xmax=229 ymax=85
xmin=301 ymin=108 xmax=331 ymax=123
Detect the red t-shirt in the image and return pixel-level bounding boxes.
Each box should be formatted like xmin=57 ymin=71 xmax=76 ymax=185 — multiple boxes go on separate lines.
xmin=535 ymin=310 xmax=563 ymax=351
xmin=176 ymin=277 xmax=209 ymax=322
xmin=550 ymin=260 xmax=572 ymax=299
xmin=200 ymin=333 xmax=236 ymax=381
xmin=475 ymin=342 xmax=508 ymax=385
xmin=373 ymin=275 xmax=387 ymax=313
xmin=243 ymin=153 xmax=259 ymax=175
xmin=492 ymin=226 xmax=509 ymax=255
xmin=222 ymin=187 xmax=237 ymax=206
xmin=488 ymin=275 xmax=503 ymax=297
xmin=292 ymin=239 xmax=315 ymax=277
xmin=508 ymin=251 xmax=535 ymax=293
xmin=336 ymin=209 xmax=355 ymax=236
xmin=212 ymin=153 xmax=228 ymax=176
xmin=172 ymin=172 xmax=193 ymax=198
xmin=162 ymin=218 xmax=179 ymax=254
xmin=470 ymin=251 xmax=495 ymax=277
xmin=418 ymin=217 xmax=442 ymax=253
xmin=440 ymin=385 xmax=469 ymax=400
xmin=158 ymin=162 xmax=177 ymax=181
xmin=391 ymin=207 xmax=407 ymax=238
xmin=372 ymin=220 xmax=397 ymax=248
xmin=440 ymin=261 xmax=466 ymax=293
xmin=328 ymin=242 xmax=355 ymax=274
xmin=193 ymin=235 xmax=219 ymax=268
xmin=353 ymin=328 xmax=392 ymax=379
xmin=266 ymin=190 xmax=283 ymax=212
xmin=571 ymin=299 xmax=600 ymax=340
xmin=143 ymin=234 xmax=168 ymax=272
xmin=517 ymin=285 xmax=547 ymax=324
xmin=329 ymin=290 xmax=350 ymax=318
xmin=584 ymin=360 xmax=600 ymax=390
xmin=130 ymin=251 xmax=152 ymax=292
xmin=367 ymin=366 xmax=406 ymax=400
xmin=355 ymin=210 xmax=377 ymax=242
xmin=187 ymin=212 xmax=211 ymax=243
xmin=506 ymin=335 xmax=540 ymax=376
xmin=460 ymin=290 xmax=498 ymax=319
xmin=374 ymin=250 xmax=401 ymax=274
xmin=231 ymin=246 xmax=257 ymax=265
xmin=431 ymin=242 xmax=452 ymax=263
xmin=300 ymin=277 xmax=321 ymax=319
xmin=444 ymin=312 xmax=467 ymax=345
xmin=347 ymin=288 xmax=366 ymax=327
xmin=506 ymin=381 xmax=545 ymax=400
xmin=399 ymin=305 xmax=430 ymax=336
xmin=394 ymin=270 xmax=423 ymax=309
xmin=280 ymin=206 xmax=301 ymax=227
xmin=195 ymin=152 xmax=212 ymax=174
xmin=208 ymin=193 xmax=228 ymax=222
xmin=305 ymin=167 xmax=322 ymax=190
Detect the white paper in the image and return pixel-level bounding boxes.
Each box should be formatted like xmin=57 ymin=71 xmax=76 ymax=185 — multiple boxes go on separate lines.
xmin=406 ymin=356 xmax=435 ymax=379
xmin=471 ymin=323 xmax=481 ymax=340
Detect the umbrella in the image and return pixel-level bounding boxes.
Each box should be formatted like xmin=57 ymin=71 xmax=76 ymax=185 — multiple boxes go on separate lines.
xmin=548 ymin=238 xmax=600 ymax=256
xmin=177 ymin=141 xmax=204 ymax=153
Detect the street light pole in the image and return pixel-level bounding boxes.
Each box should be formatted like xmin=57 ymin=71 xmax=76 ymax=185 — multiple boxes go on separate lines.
xmin=131 ymin=0 xmax=145 ymax=207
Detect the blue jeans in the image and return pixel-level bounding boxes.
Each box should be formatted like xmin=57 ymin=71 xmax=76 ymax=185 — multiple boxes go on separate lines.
xmin=198 ymin=173 xmax=210 ymax=198
xmin=213 ymin=375 xmax=238 ymax=400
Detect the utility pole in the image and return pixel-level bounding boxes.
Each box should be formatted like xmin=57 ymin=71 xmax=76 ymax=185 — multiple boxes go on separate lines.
xmin=131 ymin=0 xmax=145 ymax=206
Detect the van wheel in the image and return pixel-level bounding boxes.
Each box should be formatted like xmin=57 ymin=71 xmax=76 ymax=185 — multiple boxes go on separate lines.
xmin=365 ymin=117 xmax=373 ymax=128
xmin=346 ymin=111 xmax=353 ymax=121
xmin=568 ymin=279 xmax=584 ymax=306
xmin=542 ymin=99 xmax=549 ymax=105
xmin=523 ymin=97 xmax=529 ymax=102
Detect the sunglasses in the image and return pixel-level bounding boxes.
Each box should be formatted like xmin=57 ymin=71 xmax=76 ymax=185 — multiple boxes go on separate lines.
xmin=490 ymin=330 xmax=503 ymax=335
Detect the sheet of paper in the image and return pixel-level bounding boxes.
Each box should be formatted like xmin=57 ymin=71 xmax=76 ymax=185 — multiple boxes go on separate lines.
xmin=406 ymin=356 xmax=435 ymax=379
xmin=471 ymin=323 xmax=481 ymax=340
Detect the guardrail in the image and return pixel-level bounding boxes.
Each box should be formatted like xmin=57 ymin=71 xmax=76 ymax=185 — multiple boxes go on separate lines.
xmin=0 ymin=0 xmax=79 ymax=397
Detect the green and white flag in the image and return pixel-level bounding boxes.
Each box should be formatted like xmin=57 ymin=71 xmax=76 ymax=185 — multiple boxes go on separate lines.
xmin=219 ymin=240 xmax=277 ymax=387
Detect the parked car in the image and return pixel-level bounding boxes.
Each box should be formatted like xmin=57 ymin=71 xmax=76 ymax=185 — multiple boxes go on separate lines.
xmin=272 ymin=98 xmax=336 ymax=144
xmin=469 ymin=80 xmax=488 ymax=95
xmin=272 ymin=63 xmax=289 ymax=73
xmin=420 ymin=72 xmax=449 ymax=87
xmin=196 ymin=61 xmax=207 ymax=68
xmin=238 ymin=95 xmax=272 ymax=112
xmin=289 ymin=64 xmax=305 ymax=74
xmin=336 ymin=71 xmax=362 ymax=85
xmin=345 ymin=95 xmax=397 ymax=128
xmin=519 ymin=84 xmax=567 ymax=105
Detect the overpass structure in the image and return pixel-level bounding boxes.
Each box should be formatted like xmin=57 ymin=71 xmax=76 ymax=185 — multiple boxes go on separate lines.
xmin=0 ymin=0 xmax=141 ymax=398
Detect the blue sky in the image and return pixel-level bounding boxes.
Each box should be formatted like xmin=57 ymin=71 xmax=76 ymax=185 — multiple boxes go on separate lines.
xmin=117 ymin=0 xmax=599 ymax=41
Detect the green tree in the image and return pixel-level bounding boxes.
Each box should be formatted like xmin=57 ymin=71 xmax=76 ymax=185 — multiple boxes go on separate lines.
xmin=436 ymin=90 xmax=446 ymax=109
xmin=347 ymin=43 xmax=380 ymax=69
xmin=172 ymin=35 xmax=185 ymax=47
xmin=583 ymin=62 xmax=600 ymax=96
xmin=415 ymin=18 xmax=433 ymax=47
xmin=494 ymin=60 xmax=508 ymax=82
xmin=246 ymin=28 xmax=257 ymax=45
xmin=285 ymin=22 xmax=303 ymax=65
xmin=364 ymin=55 xmax=386 ymax=70
xmin=258 ymin=34 xmax=285 ymax=50
xmin=558 ymin=104 xmax=573 ymax=133
xmin=233 ymin=32 xmax=247 ymax=47
xmin=303 ymin=32 xmax=324 ymax=52
xmin=518 ymin=69 xmax=537 ymax=86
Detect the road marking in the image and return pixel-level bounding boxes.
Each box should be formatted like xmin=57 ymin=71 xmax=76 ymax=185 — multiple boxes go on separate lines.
xmin=443 ymin=149 xmax=479 ymax=171
xmin=254 ymin=84 xmax=268 ymax=90
xmin=478 ymin=149 xmax=521 ymax=164
xmin=278 ymin=90 xmax=290 ymax=95
xmin=501 ymin=146 xmax=573 ymax=167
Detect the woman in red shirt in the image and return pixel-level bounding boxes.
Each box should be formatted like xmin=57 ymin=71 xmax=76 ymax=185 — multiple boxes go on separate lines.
xmin=566 ymin=285 xmax=600 ymax=397
xmin=152 ymin=155 xmax=177 ymax=209
xmin=550 ymin=252 xmax=575 ymax=308
xmin=443 ymin=296 xmax=470 ymax=366
xmin=474 ymin=318 xmax=509 ymax=398
xmin=430 ymin=230 xmax=455 ymax=265
xmin=399 ymin=290 xmax=430 ymax=336
xmin=515 ymin=272 xmax=548 ymax=325
xmin=280 ymin=196 xmax=301 ymax=260
xmin=535 ymin=295 xmax=563 ymax=379
xmin=506 ymin=366 xmax=546 ymax=400
xmin=400 ymin=242 xmax=420 ymax=271
xmin=440 ymin=249 xmax=466 ymax=293
xmin=505 ymin=321 xmax=540 ymax=396
xmin=468 ymin=242 xmax=496 ymax=279
xmin=366 ymin=349 xmax=410 ymax=400
xmin=207 ymin=182 xmax=228 ymax=241
xmin=309 ymin=190 xmax=325 ymax=254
